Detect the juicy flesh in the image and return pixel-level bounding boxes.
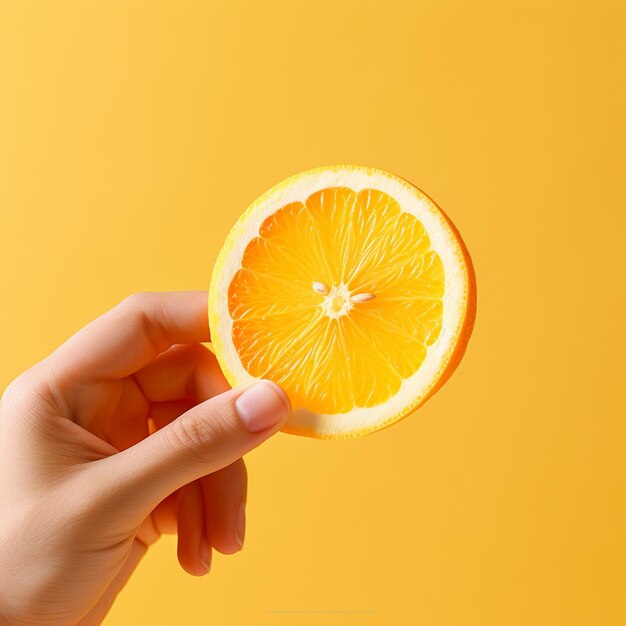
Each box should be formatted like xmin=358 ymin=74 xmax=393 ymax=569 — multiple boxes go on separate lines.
xmin=228 ymin=187 xmax=445 ymax=413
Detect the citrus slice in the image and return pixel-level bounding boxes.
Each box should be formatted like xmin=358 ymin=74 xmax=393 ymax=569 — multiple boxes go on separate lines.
xmin=209 ymin=165 xmax=476 ymax=439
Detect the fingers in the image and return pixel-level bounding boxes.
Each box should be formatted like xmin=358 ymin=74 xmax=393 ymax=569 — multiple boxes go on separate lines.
xmin=88 ymin=343 xmax=220 ymax=451
xmin=150 ymin=399 xmax=198 ymax=430
xmin=201 ymin=459 xmax=247 ymax=555
xmin=153 ymin=462 xmax=247 ymax=578
xmin=90 ymin=381 xmax=290 ymax=520
xmin=44 ymin=291 xmax=211 ymax=384
xmin=103 ymin=377 xmax=150 ymax=451
xmin=177 ymin=482 xmax=211 ymax=576
xmin=133 ymin=343 xmax=229 ymax=403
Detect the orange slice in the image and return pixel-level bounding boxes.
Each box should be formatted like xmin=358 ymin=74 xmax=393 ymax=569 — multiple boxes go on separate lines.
xmin=209 ymin=165 xmax=476 ymax=439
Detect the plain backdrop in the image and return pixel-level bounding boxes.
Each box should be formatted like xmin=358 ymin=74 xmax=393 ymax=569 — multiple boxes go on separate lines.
xmin=1 ymin=1 xmax=624 ymax=625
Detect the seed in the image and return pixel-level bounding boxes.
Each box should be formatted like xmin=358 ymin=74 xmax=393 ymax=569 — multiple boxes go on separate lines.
xmin=351 ymin=292 xmax=376 ymax=303
xmin=312 ymin=281 xmax=330 ymax=295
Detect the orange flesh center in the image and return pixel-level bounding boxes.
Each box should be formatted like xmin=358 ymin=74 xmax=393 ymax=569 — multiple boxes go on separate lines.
xmin=331 ymin=296 xmax=344 ymax=312
xmin=228 ymin=187 xmax=445 ymax=413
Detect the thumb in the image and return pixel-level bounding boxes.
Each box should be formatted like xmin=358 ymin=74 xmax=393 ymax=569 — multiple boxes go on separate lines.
xmin=92 ymin=380 xmax=290 ymax=518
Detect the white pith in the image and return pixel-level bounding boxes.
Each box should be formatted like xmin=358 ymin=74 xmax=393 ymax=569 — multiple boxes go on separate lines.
xmin=209 ymin=165 xmax=470 ymax=439
xmin=320 ymin=282 xmax=352 ymax=319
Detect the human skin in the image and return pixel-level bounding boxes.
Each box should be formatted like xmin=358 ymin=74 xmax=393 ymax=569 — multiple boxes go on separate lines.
xmin=0 ymin=291 xmax=290 ymax=626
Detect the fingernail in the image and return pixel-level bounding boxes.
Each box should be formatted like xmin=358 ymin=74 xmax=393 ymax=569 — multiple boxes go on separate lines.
xmin=235 ymin=502 xmax=246 ymax=551
xmin=199 ymin=536 xmax=211 ymax=574
xmin=235 ymin=380 xmax=290 ymax=433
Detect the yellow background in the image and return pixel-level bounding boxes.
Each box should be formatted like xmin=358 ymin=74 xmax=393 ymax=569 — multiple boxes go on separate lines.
xmin=1 ymin=1 xmax=624 ymax=624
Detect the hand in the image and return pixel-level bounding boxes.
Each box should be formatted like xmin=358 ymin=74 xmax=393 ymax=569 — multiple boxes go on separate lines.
xmin=0 ymin=291 xmax=290 ymax=626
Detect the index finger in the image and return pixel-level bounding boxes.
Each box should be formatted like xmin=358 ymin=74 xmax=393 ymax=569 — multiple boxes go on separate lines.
xmin=46 ymin=291 xmax=211 ymax=382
